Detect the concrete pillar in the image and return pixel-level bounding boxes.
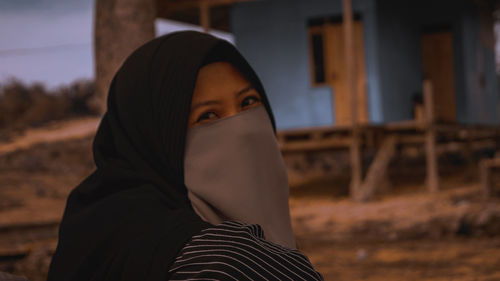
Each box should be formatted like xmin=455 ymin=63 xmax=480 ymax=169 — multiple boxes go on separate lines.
xmin=91 ymin=0 xmax=156 ymax=114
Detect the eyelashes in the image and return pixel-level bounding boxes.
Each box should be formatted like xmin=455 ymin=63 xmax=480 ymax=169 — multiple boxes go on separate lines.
xmin=241 ymin=96 xmax=260 ymax=107
xmin=195 ymin=95 xmax=262 ymax=124
xmin=196 ymin=111 xmax=217 ymax=123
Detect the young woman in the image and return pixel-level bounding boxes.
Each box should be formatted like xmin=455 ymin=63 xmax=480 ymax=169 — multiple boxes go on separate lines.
xmin=47 ymin=31 xmax=323 ymax=281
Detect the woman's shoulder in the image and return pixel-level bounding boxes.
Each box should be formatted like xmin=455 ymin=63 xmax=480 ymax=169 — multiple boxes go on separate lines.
xmin=168 ymin=221 xmax=323 ymax=281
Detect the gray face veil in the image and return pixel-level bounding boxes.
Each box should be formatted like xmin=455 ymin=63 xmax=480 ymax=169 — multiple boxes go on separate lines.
xmin=184 ymin=105 xmax=296 ymax=249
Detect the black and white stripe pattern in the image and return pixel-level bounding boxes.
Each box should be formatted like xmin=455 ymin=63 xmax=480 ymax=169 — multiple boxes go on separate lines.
xmin=169 ymin=221 xmax=323 ymax=281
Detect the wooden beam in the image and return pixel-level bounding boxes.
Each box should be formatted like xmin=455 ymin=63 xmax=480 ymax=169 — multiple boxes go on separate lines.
xmin=200 ymin=0 xmax=211 ymax=32
xmin=480 ymin=157 xmax=500 ymax=199
xmin=343 ymin=0 xmax=362 ymax=201
xmin=343 ymin=0 xmax=356 ymax=126
xmin=423 ymin=80 xmax=440 ymax=193
xmin=358 ymin=135 xmax=397 ymax=202
xmin=163 ymin=0 xmax=253 ymax=13
xmin=279 ymin=138 xmax=352 ymax=152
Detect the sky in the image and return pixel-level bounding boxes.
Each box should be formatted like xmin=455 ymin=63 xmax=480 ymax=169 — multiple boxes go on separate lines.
xmin=1 ymin=0 xmax=499 ymax=89
xmin=0 ymin=0 xmax=233 ymax=89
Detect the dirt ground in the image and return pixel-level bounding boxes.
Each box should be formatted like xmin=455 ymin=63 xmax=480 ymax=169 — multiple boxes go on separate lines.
xmin=299 ymin=237 xmax=500 ymax=281
xmin=291 ymin=183 xmax=500 ymax=281
xmin=1 ymin=121 xmax=500 ymax=281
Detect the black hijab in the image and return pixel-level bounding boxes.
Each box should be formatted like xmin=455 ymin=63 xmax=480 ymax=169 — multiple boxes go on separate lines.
xmin=47 ymin=31 xmax=276 ymax=281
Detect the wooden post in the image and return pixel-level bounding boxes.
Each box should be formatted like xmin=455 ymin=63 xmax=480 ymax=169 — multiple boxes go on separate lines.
xmin=480 ymin=159 xmax=491 ymax=199
xmin=358 ymin=135 xmax=397 ymax=202
xmin=463 ymin=138 xmax=476 ymax=181
xmin=200 ymin=0 xmax=211 ymax=32
xmin=481 ymin=158 xmax=500 ymax=199
xmin=423 ymin=80 xmax=439 ymax=193
xmin=343 ymin=0 xmax=362 ymax=201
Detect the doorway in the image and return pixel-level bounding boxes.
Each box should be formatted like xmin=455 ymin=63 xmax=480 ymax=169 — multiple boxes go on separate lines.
xmin=421 ymin=29 xmax=457 ymax=123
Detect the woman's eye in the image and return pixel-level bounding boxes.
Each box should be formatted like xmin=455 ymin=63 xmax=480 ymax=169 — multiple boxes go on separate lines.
xmin=241 ymin=96 xmax=261 ymax=108
xmin=196 ymin=111 xmax=218 ymax=123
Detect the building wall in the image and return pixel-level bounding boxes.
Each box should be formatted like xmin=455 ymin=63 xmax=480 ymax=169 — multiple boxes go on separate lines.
xmin=461 ymin=2 xmax=500 ymax=124
xmin=375 ymin=0 xmax=499 ymax=124
xmin=231 ymin=0 xmax=499 ymax=128
xmin=231 ymin=0 xmax=380 ymax=129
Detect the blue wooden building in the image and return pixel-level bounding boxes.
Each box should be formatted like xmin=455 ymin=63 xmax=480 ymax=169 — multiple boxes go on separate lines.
xmin=159 ymin=0 xmax=500 ymax=199
xmin=96 ymin=0 xmax=500 ymax=199
xmin=223 ymin=0 xmax=500 ymax=129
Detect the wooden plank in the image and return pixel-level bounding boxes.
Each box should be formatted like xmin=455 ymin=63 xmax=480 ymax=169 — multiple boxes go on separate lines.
xmin=398 ymin=135 xmax=426 ymax=144
xmin=357 ymin=135 xmax=397 ymax=202
xmin=324 ymin=21 xmax=368 ymax=125
xmin=276 ymin=119 xmax=500 ymax=157
xmin=384 ymin=120 xmax=421 ymax=130
xmin=324 ymin=23 xmax=347 ymax=123
xmin=280 ymin=138 xmax=352 ymax=152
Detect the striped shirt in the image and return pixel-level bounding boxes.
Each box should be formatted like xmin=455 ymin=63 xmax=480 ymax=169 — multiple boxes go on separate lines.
xmin=169 ymin=221 xmax=323 ymax=281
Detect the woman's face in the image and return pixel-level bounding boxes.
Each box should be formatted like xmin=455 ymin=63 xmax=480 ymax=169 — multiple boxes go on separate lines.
xmin=188 ymin=62 xmax=262 ymax=128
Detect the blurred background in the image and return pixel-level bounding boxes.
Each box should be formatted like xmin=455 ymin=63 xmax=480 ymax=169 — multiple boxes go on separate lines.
xmin=1 ymin=0 xmax=500 ymax=280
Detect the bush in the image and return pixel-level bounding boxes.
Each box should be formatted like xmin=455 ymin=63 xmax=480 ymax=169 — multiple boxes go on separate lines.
xmin=0 ymin=79 xmax=97 ymax=137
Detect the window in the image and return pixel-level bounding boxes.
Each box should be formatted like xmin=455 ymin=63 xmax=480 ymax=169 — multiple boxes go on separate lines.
xmin=307 ymin=14 xmax=362 ymax=87
xmin=309 ymin=27 xmax=326 ymax=85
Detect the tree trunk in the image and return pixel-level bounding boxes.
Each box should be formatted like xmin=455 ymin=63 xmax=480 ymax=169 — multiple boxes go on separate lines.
xmin=91 ymin=0 xmax=156 ymax=114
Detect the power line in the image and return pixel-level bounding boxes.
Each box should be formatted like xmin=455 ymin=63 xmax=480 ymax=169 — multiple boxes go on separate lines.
xmin=0 ymin=42 xmax=91 ymax=57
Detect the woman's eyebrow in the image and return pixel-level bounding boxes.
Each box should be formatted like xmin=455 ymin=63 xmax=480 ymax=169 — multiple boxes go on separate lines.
xmin=235 ymin=85 xmax=254 ymax=98
xmin=191 ymin=100 xmax=221 ymax=111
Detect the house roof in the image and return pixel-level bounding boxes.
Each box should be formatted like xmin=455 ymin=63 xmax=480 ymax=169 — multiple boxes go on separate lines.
xmin=156 ymin=0 xmax=255 ymax=32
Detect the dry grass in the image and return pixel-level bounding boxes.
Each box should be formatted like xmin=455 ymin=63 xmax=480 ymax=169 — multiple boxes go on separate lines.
xmin=0 ymin=79 xmax=97 ymax=142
